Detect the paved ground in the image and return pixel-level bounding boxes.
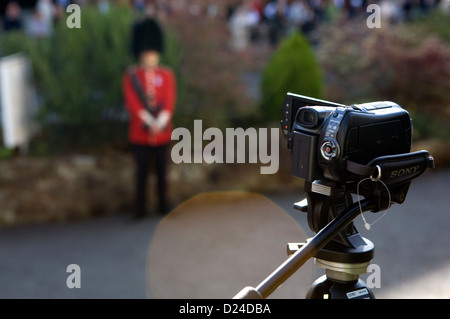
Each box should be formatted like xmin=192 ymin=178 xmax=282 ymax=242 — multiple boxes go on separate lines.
xmin=0 ymin=168 xmax=449 ymax=299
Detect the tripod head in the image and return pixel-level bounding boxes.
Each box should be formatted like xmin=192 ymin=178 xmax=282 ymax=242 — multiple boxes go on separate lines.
xmin=302 ymin=150 xmax=434 ymax=243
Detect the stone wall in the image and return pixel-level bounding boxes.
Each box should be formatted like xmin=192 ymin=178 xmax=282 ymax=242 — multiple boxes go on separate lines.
xmin=0 ymin=147 xmax=299 ymax=227
xmin=0 ymin=139 xmax=446 ymax=227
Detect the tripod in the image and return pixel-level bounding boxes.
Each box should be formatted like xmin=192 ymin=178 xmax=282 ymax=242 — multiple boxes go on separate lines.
xmin=233 ymin=179 xmax=379 ymax=299
xmin=288 ymin=179 xmax=377 ymax=299
xmin=233 ymin=150 xmax=434 ymax=299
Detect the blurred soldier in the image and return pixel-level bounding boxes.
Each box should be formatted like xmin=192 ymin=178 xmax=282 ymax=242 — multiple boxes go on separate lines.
xmin=123 ymin=18 xmax=176 ymax=218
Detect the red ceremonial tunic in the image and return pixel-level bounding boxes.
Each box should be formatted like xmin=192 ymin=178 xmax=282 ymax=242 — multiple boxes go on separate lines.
xmin=123 ymin=65 xmax=176 ymax=146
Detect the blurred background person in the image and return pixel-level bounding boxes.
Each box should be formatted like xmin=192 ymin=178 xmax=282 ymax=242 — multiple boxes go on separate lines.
xmin=228 ymin=1 xmax=260 ymax=51
xmin=3 ymin=1 xmax=22 ymax=32
xmin=122 ymin=16 xmax=177 ymax=219
xmin=28 ymin=9 xmax=51 ymax=38
xmin=35 ymin=0 xmax=55 ymax=35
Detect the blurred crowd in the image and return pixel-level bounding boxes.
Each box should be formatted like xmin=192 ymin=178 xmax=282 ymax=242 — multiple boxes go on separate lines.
xmin=1 ymin=0 xmax=73 ymax=37
xmin=1 ymin=0 xmax=449 ymax=44
xmin=0 ymin=0 xmax=154 ymax=38
xmin=226 ymin=0 xmax=449 ymax=50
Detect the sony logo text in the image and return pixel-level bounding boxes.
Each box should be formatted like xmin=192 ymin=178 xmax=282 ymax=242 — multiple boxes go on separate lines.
xmin=390 ymin=165 xmax=420 ymax=178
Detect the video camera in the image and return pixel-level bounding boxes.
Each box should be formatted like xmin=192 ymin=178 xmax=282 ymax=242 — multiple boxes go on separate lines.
xmin=281 ymin=93 xmax=434 ymax=209
xmin=233 ymin=93 xmax=435 ymax=299
xmin=282 ymin=92 xmax=415 ymax=181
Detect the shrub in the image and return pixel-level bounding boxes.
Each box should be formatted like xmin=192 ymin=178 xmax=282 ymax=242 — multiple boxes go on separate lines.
xmin=315 ymin=19 xmax=375 ymax=105
xmin=165 ymin=13 xmax=254 ymax=130
xmin=0 ymin=5 xmax=182 ymax=154
xmin=260 ymin=31 xmax=323 ymax=121
xmin=413 ymin=9 xmax=450 ymax=44
xmin=368 ymin=34 xmax=450 ymax=140
xmin=317 ymin=17 xmax=450 ymax=140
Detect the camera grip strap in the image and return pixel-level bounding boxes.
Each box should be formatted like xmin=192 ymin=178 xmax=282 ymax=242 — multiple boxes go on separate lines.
xmin=346 ymin=150 xmax=434 ymax=185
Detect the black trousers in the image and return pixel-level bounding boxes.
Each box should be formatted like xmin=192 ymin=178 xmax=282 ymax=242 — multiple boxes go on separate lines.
xmin=132 ymin=143 xmax=169 ymax=214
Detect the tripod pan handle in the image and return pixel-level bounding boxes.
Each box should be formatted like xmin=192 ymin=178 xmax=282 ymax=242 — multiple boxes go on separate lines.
xmin=234 ymin=200 xmax=374 ymax=299
xmin=233 ymin=286 xmax=263 ymax=299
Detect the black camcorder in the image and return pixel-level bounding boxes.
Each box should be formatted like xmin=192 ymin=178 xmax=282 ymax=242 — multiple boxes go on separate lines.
xmin=233 ymin=94 xmax=435 ymax=300
xmin=281 ymin=93 xmax=432 ymax=185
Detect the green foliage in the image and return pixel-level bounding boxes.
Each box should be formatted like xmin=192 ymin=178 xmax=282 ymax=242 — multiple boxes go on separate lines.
xmin=410 ymin=110 xmax=450 ymax=140
xmin=0 ymin=6 xmax=182 ymax=154
xmin=413 ymin=9 xmax=450 ymax=44
xmin=0 ymin=147 xmax=14 ymax=160
xmin=317 ymin=17 xmax=450 ymax=141
xmin=41 ymin=6 xmax=134 ymax=125
xmin=260 ymin=32 xmax=323 ymax=121
xmin=165 ymin=15 xmax=255 ymax=130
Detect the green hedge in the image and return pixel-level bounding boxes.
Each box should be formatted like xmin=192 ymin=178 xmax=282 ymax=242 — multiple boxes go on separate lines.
xmin=260 ymin=32 xmax=323 ymax=121
xmin=0 ymin=5 xmax=182 ymax=154
xmin=317 ymin=13 xmax=450 ymax=141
